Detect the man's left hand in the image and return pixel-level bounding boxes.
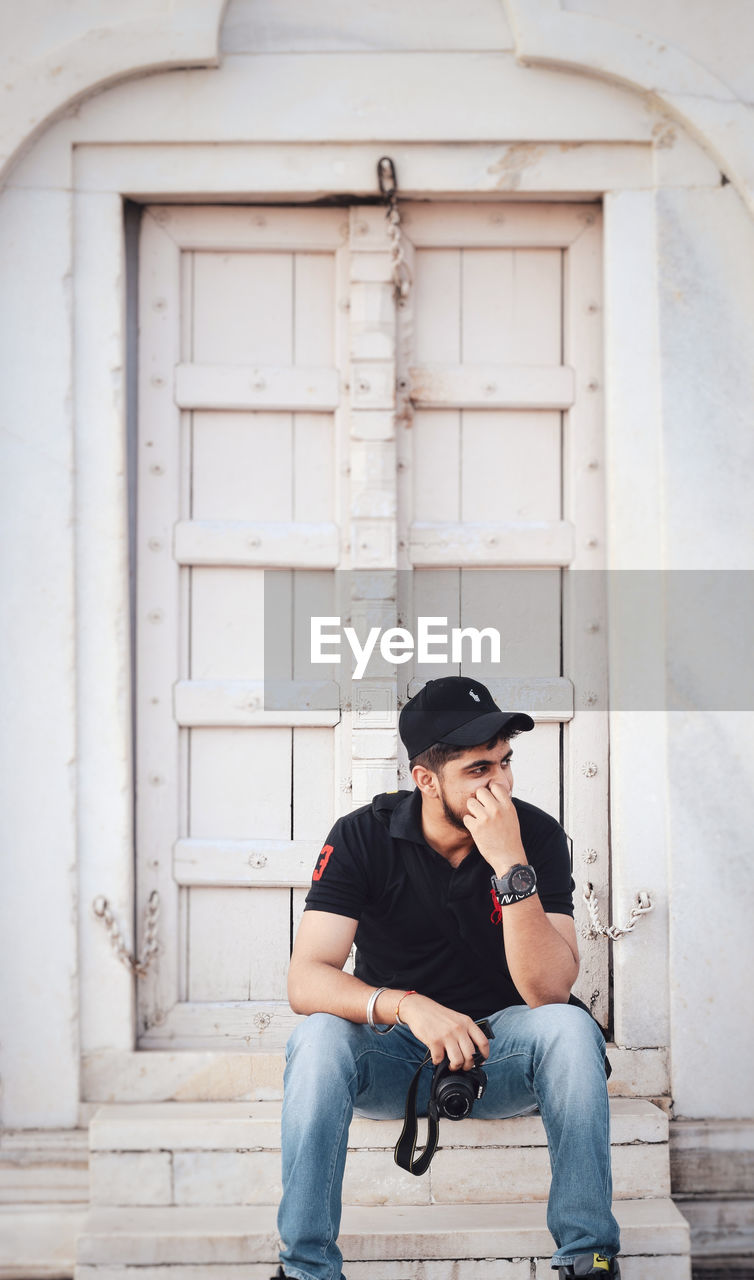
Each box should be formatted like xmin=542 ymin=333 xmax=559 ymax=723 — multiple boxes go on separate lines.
xmin=463 ymin=781 xmax=526 ymax=876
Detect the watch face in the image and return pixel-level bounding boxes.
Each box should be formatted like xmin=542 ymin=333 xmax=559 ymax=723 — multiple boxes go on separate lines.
xmin=510 ymin=866 xmax=535 ymax=894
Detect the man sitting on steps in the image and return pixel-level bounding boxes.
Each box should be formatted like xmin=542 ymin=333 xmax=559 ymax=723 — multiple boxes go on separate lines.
xmin=274 ymin=675 xmax=621 ymax=1280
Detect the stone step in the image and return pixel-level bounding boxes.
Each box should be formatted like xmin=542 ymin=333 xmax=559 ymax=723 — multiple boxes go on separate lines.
xmin=89 ymin=1098 xmax=668 ymax=1151
xmin=0 ymin=1127 xmax=89 ymax=1205
xmin=0 ymin=1203 xmax=87 ymax=1278
xmin=81 ymin=1046 xmax=672 ymax=1106
xmin=88 ymin=1099 xmax=670 ymax=1208
xmin=74 ymin=1200 xmax=691 ymax=1280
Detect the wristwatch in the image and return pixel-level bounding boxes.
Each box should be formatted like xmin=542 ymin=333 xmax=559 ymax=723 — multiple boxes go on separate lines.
xmin=491 ymin=863 xmax=537 ymax=905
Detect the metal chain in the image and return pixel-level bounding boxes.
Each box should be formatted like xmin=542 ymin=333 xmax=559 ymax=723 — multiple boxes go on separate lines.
xmin=582 ymin=883 xmax=653 ymax=940
xmin=92 ymin=890 xmax=161 ymax=977
xmin=377 ymin=156 xmax=414 ymax=431
xmin=377 ymin=156 xmax=412 ymax=302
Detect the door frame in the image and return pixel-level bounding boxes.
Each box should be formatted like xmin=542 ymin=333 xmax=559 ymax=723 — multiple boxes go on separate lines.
xmin=73 ymin=140 xmax=670 ymax=1103
xmin=132 ymin=199 xmax=611 ymax=1050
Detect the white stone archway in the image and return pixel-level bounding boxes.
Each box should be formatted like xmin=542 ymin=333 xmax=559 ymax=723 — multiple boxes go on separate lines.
xmin=1 ymin=11 xmax=753 ymax=1276
xmin=0 ymin=0 xmax=751 ymax=1137
xmin=0 ymin=0 xmax=228 ymax=182
xmin=3 ymin=0 xmax=754 ymax=215
xmin=504 ymin=0 xmax=754 ymax=215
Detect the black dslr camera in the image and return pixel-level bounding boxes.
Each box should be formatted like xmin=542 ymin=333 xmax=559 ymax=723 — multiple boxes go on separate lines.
xmin=430 ymin=1049 xmax=488 ymax=1120
xmin=394 ymin=1020 xmax=494 ymax=1175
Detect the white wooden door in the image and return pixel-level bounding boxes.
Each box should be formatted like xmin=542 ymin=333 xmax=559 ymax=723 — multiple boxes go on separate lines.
xmin=135 ymin=201 xmax=608 ymax=1049
xmin=395 ymin=203 xmax=608 ymax=1021
xmin=136 ymin=207 xmax=349 ymax=1049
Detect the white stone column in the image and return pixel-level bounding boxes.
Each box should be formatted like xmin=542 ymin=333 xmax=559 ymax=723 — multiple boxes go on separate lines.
xmin=603 ymin=190 xmax=671 ymax=1051
xmin=656 ymin=185 xmax=754 ymax=1118
xmin=0 ymin=181 xmax=80 ymax=1126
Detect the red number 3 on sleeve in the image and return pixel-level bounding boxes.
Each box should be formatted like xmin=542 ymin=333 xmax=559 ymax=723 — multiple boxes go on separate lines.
xmin=312 ymin=844 xmax=334 ymax=882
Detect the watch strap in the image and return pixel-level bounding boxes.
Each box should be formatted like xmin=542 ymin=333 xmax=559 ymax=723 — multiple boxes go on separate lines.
xmin=491 ymin=863 xmax=537 ymax=905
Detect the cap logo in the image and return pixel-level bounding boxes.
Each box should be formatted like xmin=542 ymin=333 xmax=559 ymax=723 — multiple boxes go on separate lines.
xmin=469 ymin=689 xmax=480 ymax=702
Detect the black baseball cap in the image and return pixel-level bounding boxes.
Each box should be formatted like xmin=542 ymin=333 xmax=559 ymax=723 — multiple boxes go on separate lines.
xmin=399 ymin=676 xmax=535 ymax=760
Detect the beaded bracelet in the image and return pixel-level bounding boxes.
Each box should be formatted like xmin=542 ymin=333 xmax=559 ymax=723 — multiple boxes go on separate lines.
xmin=366 ymin=986 xmax=393 ymax=1035
xmin=395 ymin=989 xmax=417 ymax=1026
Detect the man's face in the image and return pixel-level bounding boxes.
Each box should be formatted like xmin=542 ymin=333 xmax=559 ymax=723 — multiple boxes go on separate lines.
xmin=434 ymin=738 xmax=514 ymax=832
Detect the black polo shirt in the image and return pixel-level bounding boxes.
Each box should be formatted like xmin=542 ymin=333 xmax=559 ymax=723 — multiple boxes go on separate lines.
xmin=304 ymin=788 xmax=575 ymax=1022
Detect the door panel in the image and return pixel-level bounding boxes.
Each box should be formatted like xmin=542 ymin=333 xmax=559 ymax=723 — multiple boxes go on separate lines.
xmin=193 ymin=251 xmax=295 ymax=364
xmin=293 ymin=415 xmax=336 ymax=521
xmin=187 ymin=886 xmax=291 ymax=1001
xmin=460 ymin=248 xmax=561 ymax=363
xmin=192 ymin=412 xmax=295 ymax=519
xmin=191 ymin=568 xmax=266 ymax=678
xmin=459 ymin=570 xmax=561 ymax=676
xmin=292 ymin=727 xmax=336 ymax=840
xmin=189 ymin=727 xmax=292 ymax=838
xmin=413 ymin=245 xmax=562 ymax=364
xmin=459 ymin=411 xmax=561 ymax=521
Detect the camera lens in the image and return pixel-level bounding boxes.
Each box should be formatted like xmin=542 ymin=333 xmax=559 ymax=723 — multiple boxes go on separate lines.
xmin=442 ymin=1091 xmax=471 ymax=1119
xmin=435 ymin=1076 xmax=474 ymax=1120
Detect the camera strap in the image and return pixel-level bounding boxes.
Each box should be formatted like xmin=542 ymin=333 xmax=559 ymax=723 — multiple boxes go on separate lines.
xmin=393 ymin=1048 xmax=438 ymax=1176
xmin=394 ymin=1018 xmax=494 ymax=1177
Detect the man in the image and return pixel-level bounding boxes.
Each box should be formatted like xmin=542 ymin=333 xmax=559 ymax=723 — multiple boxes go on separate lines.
xmin=276 ymin=676 xmax=620 ymax=1280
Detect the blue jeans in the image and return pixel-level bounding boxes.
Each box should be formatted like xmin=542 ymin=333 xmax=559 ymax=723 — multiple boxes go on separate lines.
xmin=278 ymin=1002 xmax=620 ymax=1280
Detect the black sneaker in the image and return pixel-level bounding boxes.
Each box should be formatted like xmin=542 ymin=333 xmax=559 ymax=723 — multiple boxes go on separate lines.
xmin=558 ymin=1255 xmax=620 ymax=1280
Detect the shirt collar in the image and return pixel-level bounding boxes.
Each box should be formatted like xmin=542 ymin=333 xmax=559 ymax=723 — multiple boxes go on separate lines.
xmin=388 ymin=786 xmax=487 ymax=886
xmin=389 ymin=786 xmax=430 ymax=846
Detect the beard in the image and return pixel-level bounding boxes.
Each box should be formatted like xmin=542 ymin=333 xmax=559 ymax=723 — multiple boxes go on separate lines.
xmin=437 ymin=780 xmax=472 ymax=833
xmin=436 ymin=778 xmax=514 ymax=835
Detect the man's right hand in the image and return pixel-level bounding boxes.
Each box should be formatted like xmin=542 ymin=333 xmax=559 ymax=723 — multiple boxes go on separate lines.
xmin=288 ymin=915 xmax=490 ymax=1070
xmin=387 ymin=991 xmax=489 ymax=1070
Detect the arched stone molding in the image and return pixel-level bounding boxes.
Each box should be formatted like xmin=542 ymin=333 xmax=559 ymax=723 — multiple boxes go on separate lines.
xmin=504 ymin=0 xmax=754 ymax=216
xmin=0 ymin=0 xmax=228 ymax=186
xmin=5 ymin=0 xmax=753 ymax=209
